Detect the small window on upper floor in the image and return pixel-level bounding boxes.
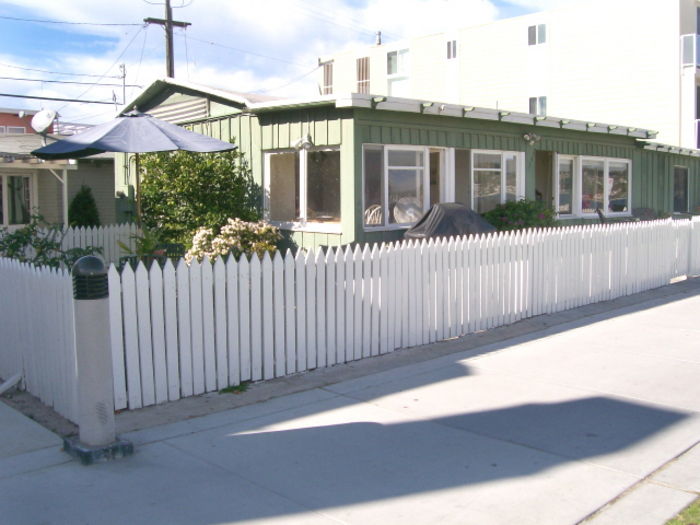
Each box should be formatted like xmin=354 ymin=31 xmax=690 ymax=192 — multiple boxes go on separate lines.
xmin=322 ymin=62 xmax=333 ymax=95
xmin=529 ymin=96 xmax=547 ymax=116
xmin=357 ymin=57 xmax=370 ymax=94
xmin=387 ymin=49 xmax=409 ymax=75
xmin=387 ymin=48 xmax=410 ymax=96
xmin=447 ymin=40 xmax=457 ymax=60
xmin=528 ymin=24 xmax=546 ymax=45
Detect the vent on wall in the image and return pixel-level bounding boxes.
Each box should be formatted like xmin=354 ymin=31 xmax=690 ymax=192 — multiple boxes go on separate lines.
xmin=147 ymin=98 xmax=208 ymax=124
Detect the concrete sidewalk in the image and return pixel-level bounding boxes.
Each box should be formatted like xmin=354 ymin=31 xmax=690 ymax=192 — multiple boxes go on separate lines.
xmin=1 ymin=279 xmax=699 ymax=524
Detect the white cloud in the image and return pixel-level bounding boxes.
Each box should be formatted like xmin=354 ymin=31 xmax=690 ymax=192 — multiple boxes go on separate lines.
xmin=499 ymin=0 xmax=585 ymax=11
xmin=0 ymin=0 xmax=513 ymax=123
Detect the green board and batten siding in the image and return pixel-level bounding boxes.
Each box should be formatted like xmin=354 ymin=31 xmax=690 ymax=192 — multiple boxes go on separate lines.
xmin=116 ymin=104 xmax=353 ymax=249
xmin=352 ymin=108 xmax=700 ymax=243
xmin=115 ymin=91 xmax=700 ymax=248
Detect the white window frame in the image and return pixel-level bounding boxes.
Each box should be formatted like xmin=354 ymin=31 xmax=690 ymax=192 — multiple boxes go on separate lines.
xmin=363 ymin=144 xmax=431 ymax=231
xmin=470 ymin=150 xmax=525 ymax=212
xmin=6 ymin=126 xmax=25 ymax=134
xmin=681 ymin=34 xmax=698 ymax=67
xmin=528 ymin=24 xmax=547 ymax=45
xmin=387 ymin=48 xmax=410 ymax=96
xmin=554 ymin=154 xmax=577 ymax=218
xmin=357 ymin=56 xmax=370 ymax=94
xmin=321 ymin=61 xmax=333 ymax=95
xmin=264 ymin=147 xmax=341 ymax=234
xmin=529 ymin=96 xmax=547 ymax=116
xmin=554 ymin=154 xmax=632 ymax=219
xmin=0 ymin=173 xmax=35 ymax=227
xmin=0 ymin=126 xmax=5 ymax=134
xmin=447 ymin=40 xmax=457 ymax=60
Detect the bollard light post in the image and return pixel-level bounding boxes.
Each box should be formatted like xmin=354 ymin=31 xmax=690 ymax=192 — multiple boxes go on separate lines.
xmin=63 ymin=256 xmax=133 ymax=465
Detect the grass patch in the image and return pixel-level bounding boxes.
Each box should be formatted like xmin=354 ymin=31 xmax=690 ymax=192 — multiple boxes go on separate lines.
xmin=219 ymin=382 xmax=249 ymax=395
xmin=667 ymin=497 xmax=700 ymax=525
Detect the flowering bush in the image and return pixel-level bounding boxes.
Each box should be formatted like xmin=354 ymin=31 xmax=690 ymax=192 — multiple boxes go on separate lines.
xmin=482 ymin=199 xmax=557 ymax=231
xmin=185 ymin=218 xmax=281 ymax=263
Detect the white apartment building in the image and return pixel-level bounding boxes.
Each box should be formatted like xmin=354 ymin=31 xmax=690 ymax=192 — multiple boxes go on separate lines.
xmin=319 ymin=0 xmax=700 ymax=149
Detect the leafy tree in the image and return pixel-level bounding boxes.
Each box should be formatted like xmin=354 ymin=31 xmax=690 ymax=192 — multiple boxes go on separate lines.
xmin=68 ymin=185 xmax=101 ymax=227
xmin=139 ymin=145 xmax=262 ymax=245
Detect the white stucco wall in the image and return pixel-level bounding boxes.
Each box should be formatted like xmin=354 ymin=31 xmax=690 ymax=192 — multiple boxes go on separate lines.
xmin=321 ymin=0 xmax=693 ymax=147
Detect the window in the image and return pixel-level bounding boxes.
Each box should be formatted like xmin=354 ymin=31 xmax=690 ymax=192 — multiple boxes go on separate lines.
xmin=555 ymin=155 xmax=631 ymax=217
xmin=556 ymin=157 xmax=574 ymax=215
xmin=0 ymin=126 xmax=5 ymax=134
xmin=322 ymin=62 xmax=333 ymax=95
xmin=674 ymin=166 xmax=689 ymax=213
xmin=528 ymin=24 xmax=546 ymax=45
xmin=472 ymin=151 xmax=522 ymax=213
xmin=387 ymin=48 xmax=409 ymax=96
xmin=682 ymin=34 xmax=699 ymax=67
xmin=529 ymin=96 xmax=547 ymax=116
xmin=357 ymin=57 xmax=370 ymax=94
xmin=446 ymin=40 xmax=457 ymax=59
xmin=7 ymin=126 xmax=25 ymax=134
xmin=363 ymin=145 xmax=427 ymax=228
xmin=266 ymin=148 xmax=340 ymax=227
xmin=0 ymin=175 xmax=32 ymax=226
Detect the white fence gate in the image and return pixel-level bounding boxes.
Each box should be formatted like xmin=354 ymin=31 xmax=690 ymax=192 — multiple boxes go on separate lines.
xmin=0 ymin=258 xmax=78 ymax=422
xmin=108 ymin=218 xmax=700 ymax=412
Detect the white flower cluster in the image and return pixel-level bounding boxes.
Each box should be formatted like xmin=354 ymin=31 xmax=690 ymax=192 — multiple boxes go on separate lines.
xmin=185 ymin=218 xmax=281 ymax=264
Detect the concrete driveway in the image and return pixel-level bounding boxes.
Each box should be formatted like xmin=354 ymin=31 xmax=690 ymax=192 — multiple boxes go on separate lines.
xmin=1 ymin=279 xmax=699 ymax=525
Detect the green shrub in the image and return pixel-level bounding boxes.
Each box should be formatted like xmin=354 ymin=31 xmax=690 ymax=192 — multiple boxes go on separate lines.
xmin=185 ymin=218 xmax=281 ymax=263
xmin=482 ymin=199 xmax=557 ymax=231
xmin=139 ymin=145 xmax=262 ymax=245
xmin=68 ymin=185 xmax=100 ymax=227
xmin=0 ymin=215 xmax=101 ymax=268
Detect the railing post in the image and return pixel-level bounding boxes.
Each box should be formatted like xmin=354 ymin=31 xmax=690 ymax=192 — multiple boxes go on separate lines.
xmin=63 ymin=256 xmax=133 ymax=465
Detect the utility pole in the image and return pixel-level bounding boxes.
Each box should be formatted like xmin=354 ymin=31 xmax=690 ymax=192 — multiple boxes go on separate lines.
xmin=144 ymin=0 xmax=191 ymax=78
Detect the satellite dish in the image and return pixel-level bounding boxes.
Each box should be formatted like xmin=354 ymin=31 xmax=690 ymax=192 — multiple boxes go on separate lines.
xmin=31 ymin=109 xmax=57 ymax=134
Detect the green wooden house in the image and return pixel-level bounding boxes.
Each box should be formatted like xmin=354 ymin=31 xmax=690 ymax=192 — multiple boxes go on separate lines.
xmin=118 ymin=78 xmax=700 ymax=250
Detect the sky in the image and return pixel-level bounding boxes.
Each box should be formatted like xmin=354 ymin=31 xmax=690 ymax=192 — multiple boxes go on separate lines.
xmin=0 ymin=0 xmax=582 ymax=126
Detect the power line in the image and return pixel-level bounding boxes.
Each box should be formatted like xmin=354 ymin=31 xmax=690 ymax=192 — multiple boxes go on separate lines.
xmin=254 ymin=65 xmax=321 ymax=94
xmin=58 ymin=26 xmax=146 ymax=111
xmin=0 ymin=14 xmax=142 ymax=26
xmin=185 ymin=35 xmax=309 ymax=68
xmin=0 ymin=76 xmax=141 ymax=88
xmin=0 ymin=61 xmax=123 ymax=79
xmin=0 ymin=93 xmax=114 ymax=104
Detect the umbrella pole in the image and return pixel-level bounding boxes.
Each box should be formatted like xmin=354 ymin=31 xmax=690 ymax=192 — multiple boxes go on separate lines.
xmin=135 ymin=153 xmax=142 ymax=226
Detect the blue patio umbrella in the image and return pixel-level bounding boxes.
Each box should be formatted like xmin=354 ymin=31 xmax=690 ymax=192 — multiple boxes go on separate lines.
xmin=32 ymin=111 xmax=237 ymax=221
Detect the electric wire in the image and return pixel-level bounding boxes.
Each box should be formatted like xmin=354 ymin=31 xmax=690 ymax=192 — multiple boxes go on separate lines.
xmin=0 ymin=14 xmax=141 ymax=26
xmin=184 ymin=35 xmax=309 ymax=68
xmin=57 ymin=26 xmax=146 ymax=112
xmin=0 ymin=62 xmax=123 ymax=79
xmin=0 ymin=76 xmax=141 ymax=88
xmin=253 ymin=64 xmax=321 ymax=94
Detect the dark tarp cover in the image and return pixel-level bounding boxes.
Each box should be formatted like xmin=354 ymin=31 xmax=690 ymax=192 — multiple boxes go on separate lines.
xmin=403 ymin=203 xmax=497 ymax=240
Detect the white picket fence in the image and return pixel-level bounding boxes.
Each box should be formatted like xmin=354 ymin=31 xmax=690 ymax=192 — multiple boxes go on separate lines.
xmin=0 ymin=223 xmax=138 ymax=266
xmin=60 ymin=223 xmax=139 ymax=265
xmin=2 ymin=218 xmax=699 ymax=422
xmin=0 ymin=258 xmax=78 ymax=422
xmin=108 ymin=217 xmax=700 ymax=412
